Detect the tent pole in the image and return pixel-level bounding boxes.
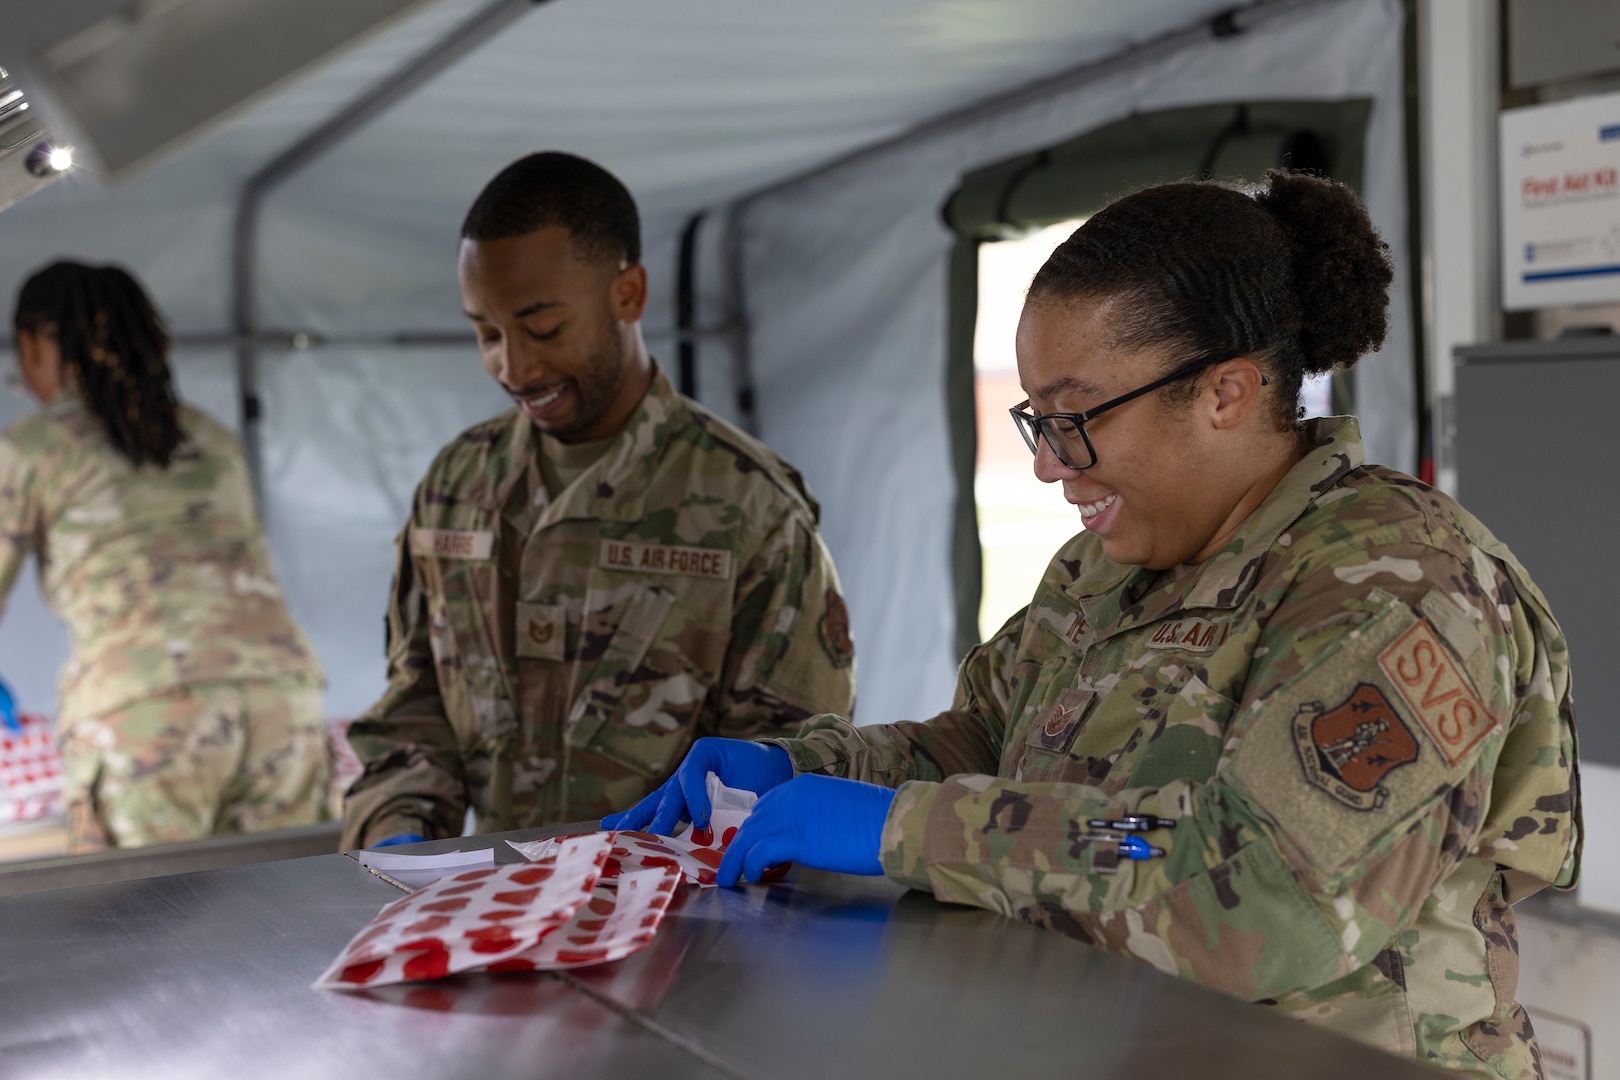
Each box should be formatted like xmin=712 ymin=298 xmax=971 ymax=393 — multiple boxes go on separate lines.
xmin=230 ymin=0 xmax=552 ymax=514
xmin=676 ymin=212 xmax=705 ymax=399
xmin=720 ymin=203 xmax=758 ymax=435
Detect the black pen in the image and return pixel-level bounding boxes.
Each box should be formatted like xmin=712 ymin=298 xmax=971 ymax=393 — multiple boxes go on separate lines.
xmin=1087 ymin=815 xmax=1176 ymax=833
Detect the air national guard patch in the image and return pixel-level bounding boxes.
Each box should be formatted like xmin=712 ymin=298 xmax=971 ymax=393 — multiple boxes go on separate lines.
xmin=1291 ymin=683 xmax=1419 ymax=811
xmin=819 ymin=589 xmax=854 ymax=668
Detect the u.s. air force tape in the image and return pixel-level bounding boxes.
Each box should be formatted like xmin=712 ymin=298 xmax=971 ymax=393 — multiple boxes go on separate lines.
xmin=598 ymin=539 xmax=732 ymax=580
xmin=410 ymin=528 xmax=494 ymax=560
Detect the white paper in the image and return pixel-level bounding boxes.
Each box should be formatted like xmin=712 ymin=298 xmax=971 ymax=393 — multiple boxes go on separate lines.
xmin=356 ymin=847 xmax=495 ymax=890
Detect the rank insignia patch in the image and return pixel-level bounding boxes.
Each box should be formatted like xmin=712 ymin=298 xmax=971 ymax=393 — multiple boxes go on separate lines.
xmin=1028 ymin=687 xmax=1096 ymax=754
xmin=1291 ymin=683 xmax=1419 ymax=811
xmin=819 ymin=589 xmax=854 ymax=668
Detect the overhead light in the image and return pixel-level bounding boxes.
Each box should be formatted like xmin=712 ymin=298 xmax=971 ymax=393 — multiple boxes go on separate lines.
xmin=24 ymin=141 xmax=73 ymax=176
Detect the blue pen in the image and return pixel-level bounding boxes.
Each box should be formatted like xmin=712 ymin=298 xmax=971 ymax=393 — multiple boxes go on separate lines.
xmin=1116 ymin=836 xmax=1165 ymax=860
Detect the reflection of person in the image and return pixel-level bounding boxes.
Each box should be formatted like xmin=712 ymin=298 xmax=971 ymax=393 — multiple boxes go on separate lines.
xmin=608 ymin=173 xmax=1580 ymax=1077
xmin=341 ymin=153 xmax=855 ymax=850
xmin=0 ymin=261 xmax=328 ymax=851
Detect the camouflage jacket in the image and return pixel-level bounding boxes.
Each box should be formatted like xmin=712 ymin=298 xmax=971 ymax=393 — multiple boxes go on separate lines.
xmin=773 ymin=417 xmax=1578 ymax=1079
xmin=342 ymin=365 xmax=856 ymax=848
xmin=0 ymin=395 xmax=322 ymax=724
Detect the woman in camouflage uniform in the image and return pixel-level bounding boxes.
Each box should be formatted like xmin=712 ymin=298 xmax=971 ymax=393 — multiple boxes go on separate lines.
xmin=0 ymin=261 xmax=328 ymax=851
xmin=608 ymin=172 xmax=1580 ymax=1079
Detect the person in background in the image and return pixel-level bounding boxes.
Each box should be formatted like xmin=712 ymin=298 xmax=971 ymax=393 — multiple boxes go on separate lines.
xmin=0 ymin=261 xmax=328 ymax=852
xmin=340 ymin=152 xmax=855 ymax=850
xmin=607 ymin=172 xmax=1580 ymax=1078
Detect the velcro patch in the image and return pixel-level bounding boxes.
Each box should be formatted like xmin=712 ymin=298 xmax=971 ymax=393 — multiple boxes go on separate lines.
xmin=818 ymin=589 xmax=854 ymax=668
xmin=1027 ymin=687 xmax=1096 ymax=754
xmin=1291 ymin=683 xmax=1420 ymax=811
xmin=1377 ymin=620 xmax=1498 ymax=767
xmin=1143 ymin=617 xmax=1231 ymax=652
xmin=1029 ymin=597 xmax=1091 ymax=655
xmin=1228 ymin=597 xmax=1481 ymax=873
xmin=516 ymin=602 xmax=566 ymax=662
xmin=598 ymin=540 xmax=732 ymax=581
xmin=411 ymin=528 xmax=494 ymax=561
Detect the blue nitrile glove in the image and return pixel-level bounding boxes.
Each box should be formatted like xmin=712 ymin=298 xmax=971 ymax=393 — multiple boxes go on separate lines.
xmin=0 ymin=677 xmax=19 ymax=734
xmin=601 ymin=737 xmax=794 ymax=836
xmin=371 ymin=833 xmax=425 ymax=848
xmin=717 ymin=773 xmax=896 ymax=886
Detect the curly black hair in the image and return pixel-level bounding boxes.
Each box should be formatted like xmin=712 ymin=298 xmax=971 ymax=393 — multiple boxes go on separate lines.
xmin=461 ymin=151 xmax=640 ymax=266
xmin=1027 ymin=170 xmax=1393 ymax=430
xmin=14 ymin=261 xmax=182 ymax=467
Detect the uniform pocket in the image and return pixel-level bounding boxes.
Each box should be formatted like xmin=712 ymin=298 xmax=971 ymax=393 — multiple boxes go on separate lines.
xmin=1014 ymin=658 xmax=1098 ymax=783
xmin=564 ymin=584 xmax=684 ymax=777
xmin=1110 ymin=667 xmax=1238 ymax=791
xmin=422 ymin=556 xmax=516 ymax=748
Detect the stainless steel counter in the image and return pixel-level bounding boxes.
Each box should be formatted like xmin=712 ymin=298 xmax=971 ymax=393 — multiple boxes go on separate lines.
xmin=0 ymin=824 xmax=1445 ymax=1079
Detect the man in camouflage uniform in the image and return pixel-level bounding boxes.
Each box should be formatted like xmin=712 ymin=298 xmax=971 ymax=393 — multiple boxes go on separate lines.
xmin=757 ymin=417 xmax=1577 ymax=1079
xmin=0 ymin=391 xmax=328 ymax=851
xmin=340 ymin=152 xmax=855 ymax=849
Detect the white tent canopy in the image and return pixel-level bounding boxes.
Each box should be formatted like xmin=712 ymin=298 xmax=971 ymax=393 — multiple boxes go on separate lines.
xmin=0 ymin=0 xmax=1410 ymax=730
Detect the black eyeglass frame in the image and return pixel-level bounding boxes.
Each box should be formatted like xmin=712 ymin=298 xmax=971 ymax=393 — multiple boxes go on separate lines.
xmin=1010 ymin=353 xmax=1259 ymax=470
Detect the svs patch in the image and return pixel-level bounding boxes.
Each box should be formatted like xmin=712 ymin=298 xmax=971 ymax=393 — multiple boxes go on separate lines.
xmin=819 ymin=589 xmax=854 ymax=668
xmin=1291 ymin=683 xmax=1419 ymax=811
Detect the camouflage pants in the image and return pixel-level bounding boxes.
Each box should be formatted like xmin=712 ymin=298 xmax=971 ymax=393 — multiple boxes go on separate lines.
xmin=60 ymin=677 xmax=330 ymax=853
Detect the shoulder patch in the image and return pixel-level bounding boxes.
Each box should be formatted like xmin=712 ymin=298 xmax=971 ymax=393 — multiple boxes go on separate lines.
xmin=1377 ymin=620 xmax=1498 ymax=767
xmin=1229 ymin=596 xmax=1500 ymax=873
xmin=1291 ymin=683 xmax=1420 ymax=810
xmin=818 ymin=589 xmax=854 ymax=668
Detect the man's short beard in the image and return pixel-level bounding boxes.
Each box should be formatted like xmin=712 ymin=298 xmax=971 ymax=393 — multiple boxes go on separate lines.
xmin=550 ymin=327 xmax=625 ymax=439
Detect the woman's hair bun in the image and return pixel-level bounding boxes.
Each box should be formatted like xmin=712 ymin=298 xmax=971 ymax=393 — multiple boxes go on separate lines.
xmin=1256 ymin=169 xmax=1393 ymax=376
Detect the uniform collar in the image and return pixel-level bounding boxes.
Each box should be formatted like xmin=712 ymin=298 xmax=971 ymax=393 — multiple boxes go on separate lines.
xmin=1065 ymin=416 xmax=1364 ymax=635
xmin=42 ymin=384 xmax=84 ymax=417
xmin=487 ymin=360 xmax=683 ymax=530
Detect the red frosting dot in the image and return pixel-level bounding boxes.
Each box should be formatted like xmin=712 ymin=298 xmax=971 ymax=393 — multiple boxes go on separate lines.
xmin=403 ymin=915 xmax=452 ymax=936
xmin=509 ymin=866 xmax=554 ymax=885
xmin=348 ymin=921 xmax=396 ymax=952
xmin=338 ymin=958 xmax=387 ymax=984
xmin=490 ymin=887 xmax=539 ymax=907
xmin=464 ymin=925 xmax=520 ymax=954
xmin=419 ymin=897 xmax=472 ymax=914
xmin=435 ymin=882 xmax=485 ymax=897
xmin=402 ymin=948 xmax=450 ymax=981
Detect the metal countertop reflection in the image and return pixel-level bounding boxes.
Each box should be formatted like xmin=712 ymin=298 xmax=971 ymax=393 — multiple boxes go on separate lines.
xmin=0 ymin=845 xmax=729 ymax=1079
xmin=0 ymin=824 xmax=1445 ymax=1079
